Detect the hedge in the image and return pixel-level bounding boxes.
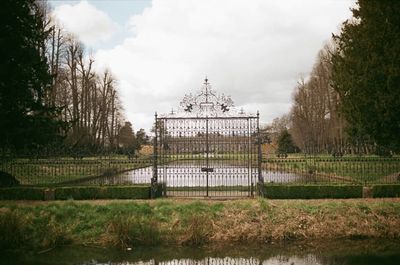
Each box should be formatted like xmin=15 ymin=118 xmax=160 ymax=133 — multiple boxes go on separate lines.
xmin=0 ymin=186 xmax=152 ymax=200
xmin=372 ymin=184 xmax=400 ymax=198
xmin=0 ymin=187 xmax=45 ymax=200
xmin=54 ymin=186 xmax=151 ymax=200
xmin=259 ymin=184 xmax=363 ymax=199
xmin=2 ymin=184 xmax=400 ymax=200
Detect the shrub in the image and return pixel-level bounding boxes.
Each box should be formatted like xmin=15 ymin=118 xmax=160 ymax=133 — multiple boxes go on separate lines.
xmin=0 ymin=171 xmax=20 ymax=187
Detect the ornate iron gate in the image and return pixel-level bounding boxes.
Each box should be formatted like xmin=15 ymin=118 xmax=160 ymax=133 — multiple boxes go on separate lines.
xmin=152 ymin=79 xmax=262 ymax=197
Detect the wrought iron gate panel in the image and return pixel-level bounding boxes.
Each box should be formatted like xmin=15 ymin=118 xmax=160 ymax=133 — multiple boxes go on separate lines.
xmin=152 ymin=79 xmax=261 ymax=197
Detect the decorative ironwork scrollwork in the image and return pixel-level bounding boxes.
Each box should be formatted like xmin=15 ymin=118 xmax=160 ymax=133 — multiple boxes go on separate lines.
xmin=171 ymin=78 xmax=242 ymax=117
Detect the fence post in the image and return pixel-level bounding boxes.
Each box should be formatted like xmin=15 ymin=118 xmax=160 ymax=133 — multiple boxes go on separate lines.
xmin=151 ymin=112 xmax=159 ymax=198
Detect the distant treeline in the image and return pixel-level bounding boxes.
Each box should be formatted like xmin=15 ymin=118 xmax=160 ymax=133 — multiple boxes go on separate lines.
xmin=0 ymin=0 xmax=147 ymax=156
xmin=265 ymin=0 xmax=400 ymax=156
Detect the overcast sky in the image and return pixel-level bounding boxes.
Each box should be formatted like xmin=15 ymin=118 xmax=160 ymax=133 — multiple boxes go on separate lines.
xmin=50 ymin=0 xmax=355 ymax=132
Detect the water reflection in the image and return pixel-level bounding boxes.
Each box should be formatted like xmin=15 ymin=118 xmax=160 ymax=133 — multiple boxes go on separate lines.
xmin=2 ymin=240 xmax=400 ymax=265
xmin=84 ymin=160 xmax=303 ymax=186
xmin=74 ymin=253 xmax=395 ymax=265
xmin=77 ymin=256 xmax=317 ymax=265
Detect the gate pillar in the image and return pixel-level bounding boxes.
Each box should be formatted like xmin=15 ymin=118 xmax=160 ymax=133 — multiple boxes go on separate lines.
xmin=151 ymin=112 xmax=159 ymax=198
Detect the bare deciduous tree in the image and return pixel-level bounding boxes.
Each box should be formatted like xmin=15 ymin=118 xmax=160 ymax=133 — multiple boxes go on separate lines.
xmin=43 ymin=12 xmax=125 ymax=151
xmin=290 ymin=43 xmax=346 ymax=154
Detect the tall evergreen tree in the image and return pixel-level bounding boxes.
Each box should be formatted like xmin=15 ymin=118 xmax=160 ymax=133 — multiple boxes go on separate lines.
xmin=0 ymin=0 xmax=61 ymax=152
xmin=135 ymin=129 xmax=149 ymax=147
xmin=331 ymin=0 xmax=400 ymax=152
xmin=276 ymin=129 xmax=299 ymax=154
xmin=118 ymin=122 xmax=136 ymax=151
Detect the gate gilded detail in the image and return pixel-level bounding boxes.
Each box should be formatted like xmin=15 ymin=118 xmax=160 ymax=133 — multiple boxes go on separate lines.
xmin=152 ymin=79 xmax=261 ymax=197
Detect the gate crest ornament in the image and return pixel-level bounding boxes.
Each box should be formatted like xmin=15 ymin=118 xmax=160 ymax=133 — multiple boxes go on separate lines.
xmin=167 ymin=78 xmax=242 ymax=117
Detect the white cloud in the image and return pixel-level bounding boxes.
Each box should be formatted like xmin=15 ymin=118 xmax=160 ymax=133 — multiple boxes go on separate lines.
xmin=53 ymin=0 xmax=118 ymax=45
xmin=95 ymin=0 xmax=354 ymax=131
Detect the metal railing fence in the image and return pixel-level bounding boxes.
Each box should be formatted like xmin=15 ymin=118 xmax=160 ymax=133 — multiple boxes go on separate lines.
xmin=0 ymin=156 xmax=153 ymax=186
xmin=1 ymin=154 xmax=399 ymax=187
xmin=261 ymin=156 xmax=400 ymax=184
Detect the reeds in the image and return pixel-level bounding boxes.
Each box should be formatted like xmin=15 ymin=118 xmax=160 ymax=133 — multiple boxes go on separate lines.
xmin=104 ymin=215 xmax=161 ymax=248
xmin=0 ymin=209 xmax=26 ymax=248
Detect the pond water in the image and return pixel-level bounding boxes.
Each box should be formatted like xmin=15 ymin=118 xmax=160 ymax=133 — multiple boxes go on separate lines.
xmin=84 ymin=160 xmax=303 ymax=186
xmin=2 ymin=240 xmax=400 ymax=265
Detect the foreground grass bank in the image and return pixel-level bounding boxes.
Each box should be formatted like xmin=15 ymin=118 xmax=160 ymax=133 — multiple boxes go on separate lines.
xmin=1 ymin=198 xmax=400 ymax=251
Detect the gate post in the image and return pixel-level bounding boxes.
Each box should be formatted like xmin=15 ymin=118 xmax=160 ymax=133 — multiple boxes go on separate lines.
xmin=151 ymin=112 xmax=159 ymax=198
xmin=257 ymin=111 xmax=265 ymax=197
xmin=206 ymin=116 xmax=209 ymax=197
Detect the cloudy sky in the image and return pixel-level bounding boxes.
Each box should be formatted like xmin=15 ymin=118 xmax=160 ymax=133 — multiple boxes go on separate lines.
xmin=50 ymin=0 xmax=355 ymax=132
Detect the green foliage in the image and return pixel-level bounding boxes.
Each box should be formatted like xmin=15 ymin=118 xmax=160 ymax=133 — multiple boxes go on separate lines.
xmin=372 ymin=184 xmax=400 ymax=198
xmin=117 ymin=123 xmax=150 ymax=156
xmin=262 ymin=185 xmax=363 ymax=199
xmin=54 ymin=186 xmax=150 ymax=200
xmin=331 ymin=0 xmax=400 ymax=152
xmin=118 ymin=122 xmax=136 ymax=152
xmin=0 ymin=0 xmax=63 ymax=151
xmin=0 ymin=187 xmax=44 ymax=200
xmin=135 ymin=128 xmax=150 ymax=147
xmin=276 ymin=129 xmax=299 ymax=154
